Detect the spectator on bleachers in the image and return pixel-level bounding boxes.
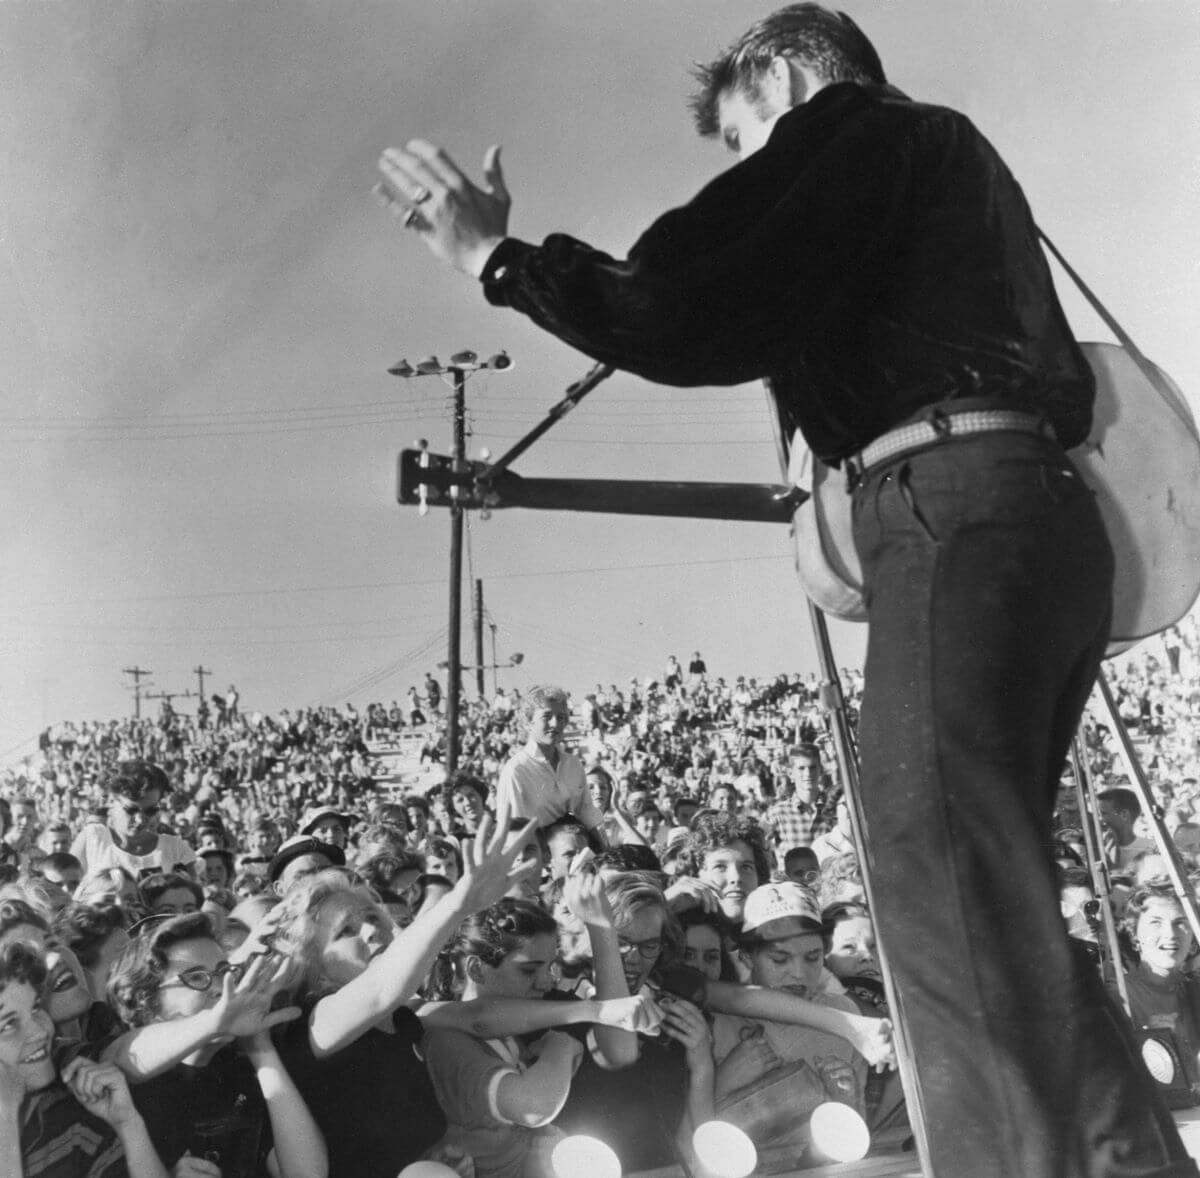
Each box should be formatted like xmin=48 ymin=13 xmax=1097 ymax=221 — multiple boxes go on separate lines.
xmin=72 ymin=762 xmax=197 ymax=881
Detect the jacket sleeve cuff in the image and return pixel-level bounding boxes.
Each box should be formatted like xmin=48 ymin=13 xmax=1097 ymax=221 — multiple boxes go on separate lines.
xmin=480 ymin=238 xmax=536 ymax=306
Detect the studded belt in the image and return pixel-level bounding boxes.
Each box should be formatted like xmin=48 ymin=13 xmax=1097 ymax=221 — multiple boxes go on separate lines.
xmin=844 ymin=408 xmax=1054 ymax=486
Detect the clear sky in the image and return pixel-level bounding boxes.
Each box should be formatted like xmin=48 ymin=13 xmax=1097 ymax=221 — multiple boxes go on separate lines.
xmin=1 ymin=0 xmax=1197 ymax=757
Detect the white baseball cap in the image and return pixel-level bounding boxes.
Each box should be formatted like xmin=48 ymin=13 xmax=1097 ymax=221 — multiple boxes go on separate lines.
xmin=741 ymin=882 xmax=823 ymax=940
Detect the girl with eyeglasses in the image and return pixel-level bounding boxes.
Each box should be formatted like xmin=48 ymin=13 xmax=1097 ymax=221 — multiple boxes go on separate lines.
xmin=105 ymin=912 xmax=325 ymax=1178
xmin=71 ymin=761 xmax=198 ymax=884
xmin=550 ymin=871 xmax=716 ymax=1175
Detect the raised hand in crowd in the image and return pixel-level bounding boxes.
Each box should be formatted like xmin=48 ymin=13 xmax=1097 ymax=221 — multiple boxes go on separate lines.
xmin=60 ymin=1056 xmax=169 ymax=1178
xmin=664 ymin=875 xmax=724 ymax=916
xmin=563 ymin=854 xmax=614 ymax=928
xmin=450 ymin=809 xmax=541 ymax=914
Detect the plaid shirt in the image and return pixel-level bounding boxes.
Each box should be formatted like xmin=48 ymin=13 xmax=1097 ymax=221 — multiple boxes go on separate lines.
xmin=764 ymin=798 xmax=816 ymax=855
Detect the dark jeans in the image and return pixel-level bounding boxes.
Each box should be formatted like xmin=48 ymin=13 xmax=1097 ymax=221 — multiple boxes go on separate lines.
xmin=852 ymin=429 xmax=1196 ymax=1177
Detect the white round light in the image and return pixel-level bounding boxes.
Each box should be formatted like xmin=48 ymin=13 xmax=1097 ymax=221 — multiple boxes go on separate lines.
xmin=1142 ymin=1038 xmax=1178 ymax=1084
xmin=551 ymin=1135 xmax=622 ymax=1178
xmin=692 ymin=1120 xmax=757 ymax=1178
xmin=397 ymin=1163 xmax=460 ymax=1178
xmin=809 ymin=1101 xmax=870 ymax=1163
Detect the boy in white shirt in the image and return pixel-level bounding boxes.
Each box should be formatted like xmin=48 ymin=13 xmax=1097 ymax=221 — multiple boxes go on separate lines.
xmin=496 ymin=686 xmax=606 ymax=844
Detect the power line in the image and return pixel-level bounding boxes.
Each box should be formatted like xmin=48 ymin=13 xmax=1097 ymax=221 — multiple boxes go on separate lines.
xmin=8 ymin=553 xmax=790 ymax=607
xmin=2 ymin=609 xmax=447 ymax=634
xmin=318 ymin=628 xmax=447 ymax=706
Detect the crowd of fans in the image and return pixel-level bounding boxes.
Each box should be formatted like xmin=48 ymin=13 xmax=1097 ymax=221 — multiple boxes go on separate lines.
xmin=2 ymin=615 xmax=1200 ymax=1177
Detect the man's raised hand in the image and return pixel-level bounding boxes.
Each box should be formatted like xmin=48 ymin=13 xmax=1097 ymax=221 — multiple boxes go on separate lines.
xmin=376 ymin=140 xmax=511 ymax=277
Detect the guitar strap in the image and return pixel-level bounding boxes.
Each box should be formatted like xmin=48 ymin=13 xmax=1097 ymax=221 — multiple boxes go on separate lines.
xmin=1037 ymin=229 xmax=1193 ymax=434
xmin=767 ymin=231 xmax=1191 ymax=472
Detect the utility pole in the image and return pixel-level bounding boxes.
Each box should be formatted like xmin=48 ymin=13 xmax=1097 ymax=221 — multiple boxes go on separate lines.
xmin=473 ymin=579 xmax=486 ymax=699
xmin=123 ymin=666 xmax=153 ymax=720
xmin=489 ymin=622 xmax=499 ymax=697
xmin=446 ymin=362 xmax=466 ymax=774
xmin=194 ymin=665 xmax=212 ymax=703
xmin=390 ymin=349 xmax=511 ymax=773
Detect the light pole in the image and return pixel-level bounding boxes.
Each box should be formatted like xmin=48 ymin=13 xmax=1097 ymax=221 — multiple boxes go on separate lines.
xmin=391 ymin=349 xmax=511 ymax=773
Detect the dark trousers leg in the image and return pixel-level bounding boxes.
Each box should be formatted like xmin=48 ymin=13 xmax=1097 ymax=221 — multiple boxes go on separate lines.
xmin=852 ymin=432 xmax=1196 ymax=1178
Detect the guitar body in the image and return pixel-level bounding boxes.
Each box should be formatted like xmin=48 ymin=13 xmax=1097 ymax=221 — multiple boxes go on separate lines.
xmin=791 ymin=343 xmax=1200 ymax=654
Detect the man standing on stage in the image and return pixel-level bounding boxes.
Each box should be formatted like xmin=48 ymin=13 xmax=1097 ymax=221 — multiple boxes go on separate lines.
xmin=376 ymin=6 xmax=1194 ymax=1175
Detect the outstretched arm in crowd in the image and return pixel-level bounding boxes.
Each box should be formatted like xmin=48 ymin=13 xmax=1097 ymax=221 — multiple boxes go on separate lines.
xmin=419 ymin=993 xmax=660 ymax=1039
xmin=706 ymin=980 xmax=896 ymax=1071
xmin=103 ymin=953 xmax=299 ymax=1081
xmin=565 ymin=865 xmax=641 ymax=1067
xmin=308 ymin=813 xmax=538 ymax=1059
xmin=244 ymin=1030 xmax=327 ymax=1178
xmin=494 ymin=1031 xmax=584 ymax=1127
xmin=659 ymin=995 xmax=715 ymax=1162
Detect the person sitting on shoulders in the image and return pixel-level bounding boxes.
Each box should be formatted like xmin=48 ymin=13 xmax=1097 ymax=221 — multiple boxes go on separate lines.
xmin=497 ymin=687 xmax=606 ymax=845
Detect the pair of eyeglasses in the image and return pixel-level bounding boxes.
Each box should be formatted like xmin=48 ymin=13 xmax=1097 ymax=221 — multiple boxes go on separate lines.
xmin=617 ymin=936 xmax=663 ymax=960
xmin=159 ymin=961 xmax=244 ymax=993
xmin=793 ymin=869 xmax=821 ymax=886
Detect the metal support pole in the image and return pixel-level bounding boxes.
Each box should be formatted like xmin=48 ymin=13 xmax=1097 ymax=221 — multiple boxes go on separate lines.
xmin=390 ymin=349 xmax=511 ymax=775
xmin=1070 ymin=736 xmax=1132 ymax=1015
xmin=445 ymin=366 xmax=466 ymax=776
xmin=807 ymin=600 xmax=933 ymax=1177
xmin=474 ymin=580 xmax=486 ymax=699
xmin=1093 ymin=670 xmax=1200 ymax=946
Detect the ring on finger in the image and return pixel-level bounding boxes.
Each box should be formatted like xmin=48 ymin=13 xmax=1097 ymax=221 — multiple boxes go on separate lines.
xmin=403 ymin=207 xmax=423 ymax=230
xmin=412 ymin=185 xmax=432 ymax=204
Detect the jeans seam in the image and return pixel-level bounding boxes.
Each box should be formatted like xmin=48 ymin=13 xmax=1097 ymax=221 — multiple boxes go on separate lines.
xmin=897 ymin=463 xmax=940 ymax=546
xmin=925 ymin=526 xmax=1025 ymax=1168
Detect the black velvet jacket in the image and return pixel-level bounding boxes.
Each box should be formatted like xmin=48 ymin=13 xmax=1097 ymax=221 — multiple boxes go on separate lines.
xmin=481 ymin=82 xmax=1094 ymax=464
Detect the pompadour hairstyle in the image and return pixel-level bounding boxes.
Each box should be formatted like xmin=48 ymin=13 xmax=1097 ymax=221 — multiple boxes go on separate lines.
xmin=521 ymin=685 xmax=569 ymax=724
xmin=103 ymin=759 xmax=173 ymax=801
xmin=690 ymin=3 xmax=885 ymax=137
